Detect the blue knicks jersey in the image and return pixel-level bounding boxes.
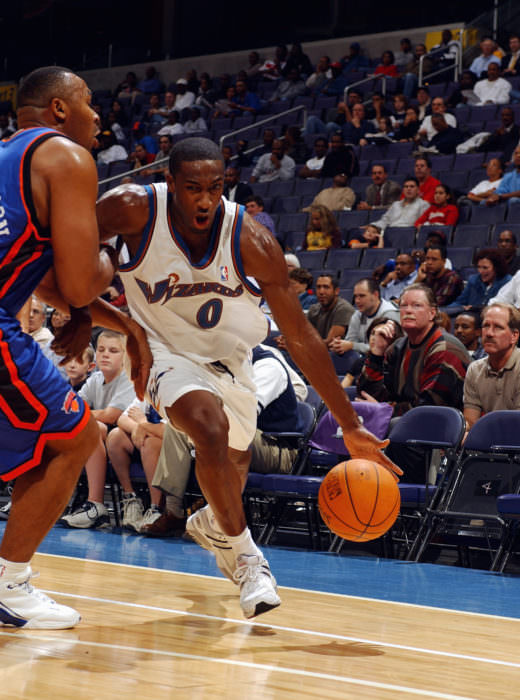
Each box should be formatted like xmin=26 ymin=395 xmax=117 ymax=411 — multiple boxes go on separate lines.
xmin=0 ymin=127 xmax=62 ymax=316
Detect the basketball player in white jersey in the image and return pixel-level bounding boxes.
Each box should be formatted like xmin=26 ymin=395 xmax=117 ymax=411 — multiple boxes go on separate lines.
xmin=97 ymin=138 xmax=402 ymax=619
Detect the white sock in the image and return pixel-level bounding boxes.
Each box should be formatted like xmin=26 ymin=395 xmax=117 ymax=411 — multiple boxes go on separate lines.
xmin=0 ymin=557 xmax=31 ymax=579
xmin=226 ymin=527 xmax=263 ymax=560
xmin=165 ymin=495 xmax=184 ymax=519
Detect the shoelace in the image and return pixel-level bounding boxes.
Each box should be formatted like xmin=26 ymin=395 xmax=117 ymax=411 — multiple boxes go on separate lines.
xmin=7 ymin=569 xmax=39 ymax=592
xmin=233 ymin=558 xmax=266 ymax=585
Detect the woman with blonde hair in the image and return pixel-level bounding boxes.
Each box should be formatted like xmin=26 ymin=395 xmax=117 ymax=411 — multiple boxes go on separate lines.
xmin=303 ymin=204 xmax=342 ymax=251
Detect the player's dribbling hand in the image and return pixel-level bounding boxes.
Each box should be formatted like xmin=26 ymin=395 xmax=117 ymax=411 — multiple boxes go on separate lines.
xmin=125 ymin=320 xmax=153 ymax=401
xmin=52 ymin=306 xmax=92 ymax=363
xmin=342 ymin=424 xmax=403 ymax=481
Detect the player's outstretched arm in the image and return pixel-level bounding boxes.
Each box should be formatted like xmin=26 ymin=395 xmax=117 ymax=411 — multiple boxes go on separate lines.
xmin=37 ymin=270 xmax=152 ymax=400
xmin=240 ymin=215 xmax=402 ymax=478
xmin=33 ymin=137 xmax=116 ymax=307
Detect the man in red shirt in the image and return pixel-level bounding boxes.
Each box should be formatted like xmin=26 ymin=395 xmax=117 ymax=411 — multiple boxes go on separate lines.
xmin=401 ymin=156 xmax=440 ymax=204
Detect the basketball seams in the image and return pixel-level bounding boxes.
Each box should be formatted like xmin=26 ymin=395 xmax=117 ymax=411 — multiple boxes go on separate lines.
xmin=318 ymin=460 xmax=401 ymax=542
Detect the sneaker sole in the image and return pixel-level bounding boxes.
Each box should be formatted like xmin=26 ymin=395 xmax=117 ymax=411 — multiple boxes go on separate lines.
xmin=58 ymin=515 xmax=111 ymax=530
xmin=247 ymin=598 xmax=281 ymax=619
xmin=21 ymin=612 xmax=81 ymax=630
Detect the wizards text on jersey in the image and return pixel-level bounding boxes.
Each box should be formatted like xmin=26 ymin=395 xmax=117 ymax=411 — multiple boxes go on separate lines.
xmin=135 ymin=272 xmax=244 ymax=305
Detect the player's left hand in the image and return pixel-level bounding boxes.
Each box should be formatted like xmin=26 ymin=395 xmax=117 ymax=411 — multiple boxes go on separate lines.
xmin=125 ymin=319 xmax=153 ymax=401
xmin=342 ymin=424 xmax=403 ymax=481
xmin=51 ymin=306 xmax=92 ymax=363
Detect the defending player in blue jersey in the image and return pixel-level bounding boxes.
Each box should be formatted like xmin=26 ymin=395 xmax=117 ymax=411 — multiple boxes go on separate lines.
xmin=0 ymin=67 xmax=151 ymax=629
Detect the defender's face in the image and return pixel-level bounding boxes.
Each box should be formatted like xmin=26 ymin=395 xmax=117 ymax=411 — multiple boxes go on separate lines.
xmin=62 ymin=75 xmax=100 ymax=150
xmin=169 ymin=160 xmax=224 ymax=234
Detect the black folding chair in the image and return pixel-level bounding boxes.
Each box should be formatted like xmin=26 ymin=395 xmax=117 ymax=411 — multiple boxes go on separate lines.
xmin=411 ymin=411 xmax=520 ymax=568
xmin=385 ymin=405 xmax=466 ymax=560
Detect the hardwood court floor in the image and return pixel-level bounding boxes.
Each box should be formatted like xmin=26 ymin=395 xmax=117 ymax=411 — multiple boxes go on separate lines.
xmin=1 ymin=552 xmax=520 ymax=700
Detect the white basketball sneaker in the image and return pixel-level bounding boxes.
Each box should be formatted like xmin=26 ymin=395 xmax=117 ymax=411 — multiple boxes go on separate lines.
xmin=233 ymin=554 xmax=281 ymax=619
xmin=0 ymin=566 xmax=80 ymax=629
xmin=186 ymin=505 xmax=236 ymax=582
xmin=121 ymin=493 xmax=144 ymax=533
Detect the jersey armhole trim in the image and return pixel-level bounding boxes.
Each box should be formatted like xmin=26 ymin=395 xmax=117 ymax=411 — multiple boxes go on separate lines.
xmin=119 ymin=185 xmax=157 ymax=271
xmin=230 ymin=204 xmax=262 ymax=297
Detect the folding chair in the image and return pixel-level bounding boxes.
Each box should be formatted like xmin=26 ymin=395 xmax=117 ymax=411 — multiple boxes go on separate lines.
xmin=411 ymin=411 xmax=520 ymax=568
xmin=243 ymin=402 xmax=318 ymax=544
xmin=384 ymin=405 xmax=466 ymax=560
xmin=492 ymin=494 xmax=520 ymax=572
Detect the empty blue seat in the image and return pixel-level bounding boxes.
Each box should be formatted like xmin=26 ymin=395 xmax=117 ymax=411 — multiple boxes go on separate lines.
xmin=272 ymin=195 xmax=301 ymax=214
xmin=296 ymin=250 xmax=327 ymax=270
xmin=326 ymin=249 xmax=362 ymax=269
xmin=277 ymin=212 xmax=307 ymax=234
xmin=469 ymin=202 xmax=506 ymax=224
xmin=384 ymin=226 xmax=416 ymax=250
xmin=361 ymin=247 xmax=398 ymax=269
xmin=336 ymin=210 xmax=369 ymax=230
xmin=268 ymin=180 xmax=295 ymax=197
xmin=453 ymin=153 xmax=487 ymax=171
xmin=452 ymin=224 xmax=490 ymax=248
xmin=446 ymin=247 xmax=474 ymax=269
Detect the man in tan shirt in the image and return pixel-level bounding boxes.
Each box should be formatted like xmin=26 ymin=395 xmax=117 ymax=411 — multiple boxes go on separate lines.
xmin=302 ymin=173 xmax=355 ymax=212
xmin=463 ymin=303 xmax=520 ymax=431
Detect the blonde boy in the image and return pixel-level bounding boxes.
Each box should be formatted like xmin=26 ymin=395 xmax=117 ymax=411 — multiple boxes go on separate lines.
xmin=60 ymin=331 xmax=136 ymax=528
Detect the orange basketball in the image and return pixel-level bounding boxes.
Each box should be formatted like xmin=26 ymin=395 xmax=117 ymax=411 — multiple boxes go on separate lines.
xmin=318 ymin=459 xmax=401 ymax=542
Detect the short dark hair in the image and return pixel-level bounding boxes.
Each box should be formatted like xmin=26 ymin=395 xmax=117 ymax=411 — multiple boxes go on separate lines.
xmin=371 ymin=163 xmax=387 ymax=173
xmin=415 ymin=154 xmax=432 ymax=169
xmin=403 ymin=176 xmax=419 ymax=186
xmin=245 ymin=195 xmax=264 ymax=208
xmin=289 ymin=267 xmax=313 ymax=287
xmin=455 ymin=311 xmax=481 ymax=330
xmin=316 ymin=273 xmax=339 ymax=290
xmin=18 ymin=66 xmax=75 ymax=109
xmin=426 ymin=244 xmax=447 ymax=260
xmin=169 ymin=137 xmax=224 ymax=175
xmin=354 ymin=277 xmax=380 ymax=296
xmin=499 ymin=229 xmax=517 ymax=244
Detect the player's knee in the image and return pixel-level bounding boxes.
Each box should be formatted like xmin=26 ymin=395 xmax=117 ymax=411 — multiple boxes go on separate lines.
xmin=187 ymin=407 xmax=229 ymax=453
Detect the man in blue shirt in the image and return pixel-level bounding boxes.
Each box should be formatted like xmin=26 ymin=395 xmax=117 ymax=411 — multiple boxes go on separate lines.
xmin=469 ymin=37 xmax=501 ymax=78
xmin=486 ymin=147 xmax=520 ymax=205
xmin=230 ymin=79 xmax=262 ymax=116
xmin=380 ymin=253 xmax=418 ymax=301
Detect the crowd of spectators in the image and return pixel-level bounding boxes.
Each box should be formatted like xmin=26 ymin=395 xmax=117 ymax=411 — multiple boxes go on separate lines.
xmin=5 ymin=29 xmax=520 ymax=531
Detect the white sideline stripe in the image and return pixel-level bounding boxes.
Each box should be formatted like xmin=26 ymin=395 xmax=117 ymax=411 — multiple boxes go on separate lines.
xmin=0 ymin=630 xmax=477 ymax=700
xmin=38 ymin=552 xmax=520 ymax=623
xmin=41 ymin=588 xmax=520 ymax=670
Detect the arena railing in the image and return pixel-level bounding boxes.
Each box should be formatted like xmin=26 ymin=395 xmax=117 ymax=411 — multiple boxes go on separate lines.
xmin=343 ymin=74 xmax=388 ymax=104
xmin=418 ymin=44 xmax=462 ymax=86
xmin=97 ymin=106 xmax=309 ymax=188
xmin=219 ymin=105 xmax=308 ymax=159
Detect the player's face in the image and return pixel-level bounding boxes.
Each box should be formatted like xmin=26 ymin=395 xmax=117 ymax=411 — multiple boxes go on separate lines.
xmin=62 ymin=75 xmax=100 ymax=150
xmin=169 ymin=160 xmax=224 ymax=234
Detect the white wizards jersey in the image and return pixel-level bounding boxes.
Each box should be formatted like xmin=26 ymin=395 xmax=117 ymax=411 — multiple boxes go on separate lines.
xmin=118 ymin=185 xmax=269 ymax=372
